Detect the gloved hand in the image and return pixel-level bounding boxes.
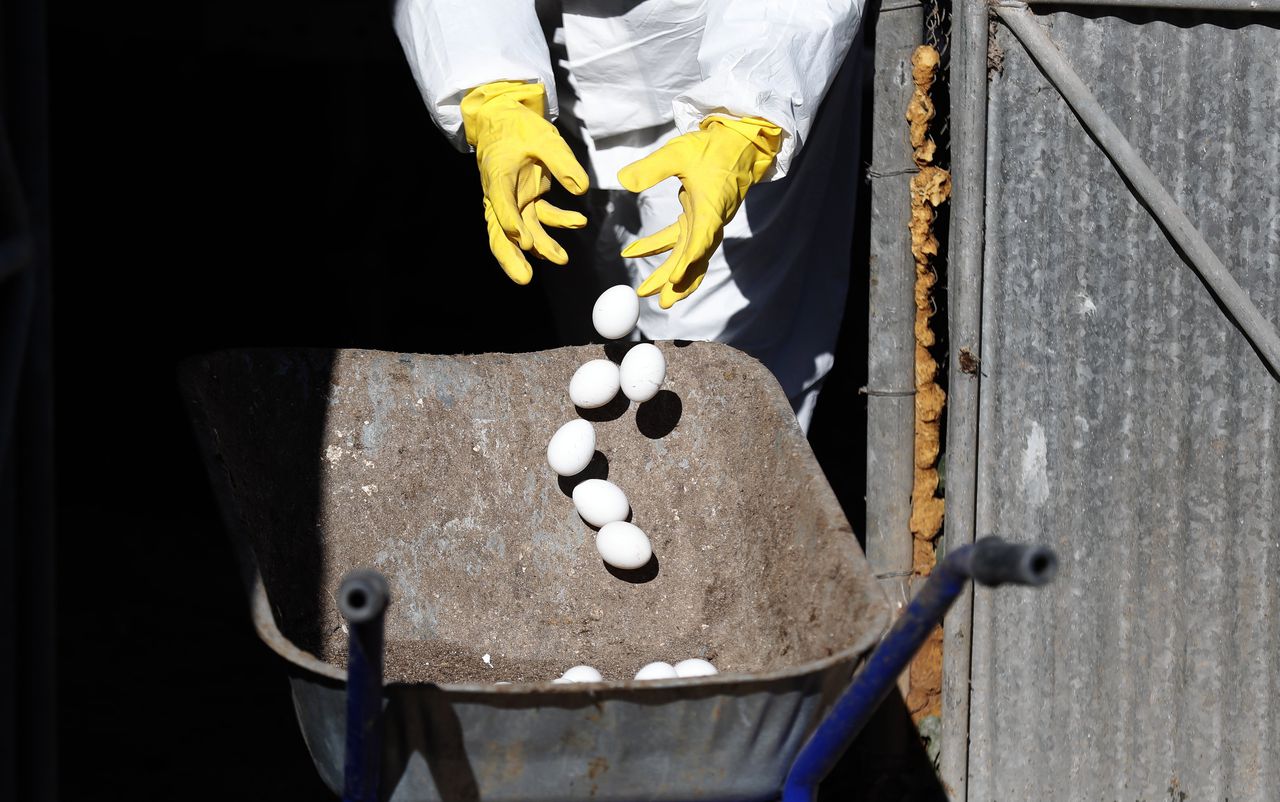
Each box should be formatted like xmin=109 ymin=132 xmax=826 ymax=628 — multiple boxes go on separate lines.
xmin=618 ymin=115 xmax=782 ymax=308
xmin=460 ymin=81 xmax=590 ymax=284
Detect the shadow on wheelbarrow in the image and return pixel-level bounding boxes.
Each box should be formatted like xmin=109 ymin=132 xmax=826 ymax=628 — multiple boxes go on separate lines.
xmin=180 ymin=344 xmax=1055 ymax=801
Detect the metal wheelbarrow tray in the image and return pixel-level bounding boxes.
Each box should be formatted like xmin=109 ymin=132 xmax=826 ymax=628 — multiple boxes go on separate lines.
xmin=180 ymin=343 xmax=892 ymax=801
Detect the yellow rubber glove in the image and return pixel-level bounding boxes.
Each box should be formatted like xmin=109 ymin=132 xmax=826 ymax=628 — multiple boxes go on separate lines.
xmin=460 ymin=81 xmax=590 ymax=284
xmin=618 ymin=115 xmax=782 ymax=308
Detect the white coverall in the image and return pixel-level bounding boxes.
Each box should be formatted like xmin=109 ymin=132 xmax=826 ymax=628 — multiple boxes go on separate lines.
xmin=394 ymin=1 xmax=865 ymax=431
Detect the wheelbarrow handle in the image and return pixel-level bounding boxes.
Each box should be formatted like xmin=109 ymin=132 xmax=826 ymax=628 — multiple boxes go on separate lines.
xmin=782 ymin=537 xmax=1057 ymax=802
xmin=340 ymin=569 xmax=390 ymax=802
xmin=962 ymin=537 xmax=1058 ymax=588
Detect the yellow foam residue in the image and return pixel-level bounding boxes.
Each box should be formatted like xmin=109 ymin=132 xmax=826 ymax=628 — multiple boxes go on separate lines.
xmin=906 ymin=44 xmax=950 ymax=724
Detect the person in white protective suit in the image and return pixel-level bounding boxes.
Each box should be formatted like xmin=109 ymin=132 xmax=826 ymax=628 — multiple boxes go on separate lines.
xmin=393 ymin=1 xmax=866 ymax=432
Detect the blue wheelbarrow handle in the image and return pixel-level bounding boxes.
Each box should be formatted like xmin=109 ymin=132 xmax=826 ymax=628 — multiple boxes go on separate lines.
xmin=340 ymin=569 xmax=390 ymax=802
xmin=782 ymin=537 xmax=1058 ymax=802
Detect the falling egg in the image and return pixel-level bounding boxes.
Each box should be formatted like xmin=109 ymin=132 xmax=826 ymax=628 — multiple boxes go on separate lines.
xmin=572 ymin=479 xmax=630 ymax=527
xmin=569 ymin=359 xmax=621 ymax=409
xmin=619 ymin=343 xmax=666 ymax=403
xmin=592 ymin=285 xmax=641 ymax=340
xmin=547 ymin=419 xmax=595 ymax=476
xmin=596 ymin=521 xmax=652 ymax=570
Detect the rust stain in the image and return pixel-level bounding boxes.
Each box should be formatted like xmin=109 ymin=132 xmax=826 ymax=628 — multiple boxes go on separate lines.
xmin=503 ymin=741 xmax=525 ymax=781
xmin=588 ymin=755 xmax=609 ymax=796
xmin=906 ymin=44 xmax=950 ymax=724
xmin=475 ymin=739 xmax=526 ymax=789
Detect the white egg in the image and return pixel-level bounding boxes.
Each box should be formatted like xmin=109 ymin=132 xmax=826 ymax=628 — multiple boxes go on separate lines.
xmin=569 ymin=359 xmax=621 ymax=409
xmin=634 ymin=661 xmax=678 ymax=681
xmin=592 ymin=285 xmax=641 ymax=340
xmin=554 ymin=665 xmax=603 ymax=684
xmin=572 ymin=479 xmax=630 ymax=527
xmin=619 ymin=343 xmax=666 ymax=403
xmin=596 ymin=521 xmax=652 ymax=570
xmin=547 ymin=419 xmax=595 ymax=476
xmin=673 ymin=658 xmax=718 ymax=678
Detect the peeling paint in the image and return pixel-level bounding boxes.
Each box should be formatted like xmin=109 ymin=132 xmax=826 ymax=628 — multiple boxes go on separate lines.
xmin=1020 ymin=422 xmax=1049 ymax=506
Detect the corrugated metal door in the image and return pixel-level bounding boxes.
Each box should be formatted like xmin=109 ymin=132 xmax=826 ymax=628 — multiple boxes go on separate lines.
xmin=964 ymin=7 xmax=1280 ymax=799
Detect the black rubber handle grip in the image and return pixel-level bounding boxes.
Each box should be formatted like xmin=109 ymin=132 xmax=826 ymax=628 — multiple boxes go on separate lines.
xmin=969 ymin=537 xmax=1059 ymax=587
xmin=338 ymin=569 xmax=390 ymax=625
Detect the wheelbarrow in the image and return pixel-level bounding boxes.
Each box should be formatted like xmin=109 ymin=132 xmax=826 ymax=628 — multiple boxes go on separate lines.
xmin=179 ymin=344 xmax=1056 ymax=801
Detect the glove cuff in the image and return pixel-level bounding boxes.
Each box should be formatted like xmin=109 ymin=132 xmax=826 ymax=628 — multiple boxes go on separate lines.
xmin=700 ymin=115 xmax=783 ymax=184
xmin=460 ymin=81 xmax=548 ymax=148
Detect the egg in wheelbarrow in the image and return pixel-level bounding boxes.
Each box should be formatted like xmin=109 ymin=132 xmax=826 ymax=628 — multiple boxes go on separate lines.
xmin=546 ymin=418 xmax=595 ymax=476
xmin=571 ymin=479 xmax=629 ymax=528
xmin=569 ymin=359 xmax=621 ymax=409
xmin=634 ymin=661 xmax=677 ymax=680
xmin=596 ymin=521 xmax=652 ymax=570
xmin=619 ymin=342 xmax=666 ymax=402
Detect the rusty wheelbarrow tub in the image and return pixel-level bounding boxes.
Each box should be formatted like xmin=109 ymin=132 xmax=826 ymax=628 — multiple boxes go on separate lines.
xmin=180 ymin=344 xmax=894 ymax=801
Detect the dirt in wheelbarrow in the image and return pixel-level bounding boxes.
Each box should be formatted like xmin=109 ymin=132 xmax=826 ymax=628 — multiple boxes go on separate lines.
xmin=198 ymin=344 xmax=887 ymax=685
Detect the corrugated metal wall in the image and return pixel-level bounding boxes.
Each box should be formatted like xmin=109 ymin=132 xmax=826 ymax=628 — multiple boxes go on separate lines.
xmin=970 ymin=9 xmax=1280 ymax=799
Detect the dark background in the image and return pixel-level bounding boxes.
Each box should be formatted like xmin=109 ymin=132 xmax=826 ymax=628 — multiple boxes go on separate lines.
xmin=38 ymin=1 xmax=918 ymax=799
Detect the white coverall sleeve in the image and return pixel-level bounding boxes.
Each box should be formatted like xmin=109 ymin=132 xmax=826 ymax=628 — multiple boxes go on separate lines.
xmin=393 ymin=0 xmax=558 ymax=151
xmin=671 ymin=0 xmax=865 ymax=178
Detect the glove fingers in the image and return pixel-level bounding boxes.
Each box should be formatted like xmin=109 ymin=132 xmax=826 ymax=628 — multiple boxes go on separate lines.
xmin=484 ymin=199 xmax=533 ymax=284
xmin=658 ymin=203 xmax=716 ymax=307
xmin=518 ymin=165 xmax=585 ymax=230
xmin=664 ymin=190 xmax=703 ymax=287
xmin=636 ymin=252 xmax=678 ymax=297
xmin=515 ymin=164 xmax=551 ymax=208
xmin=659 ymin=268 xmax=707 ymax=309
xmin=536 ymin=134 xmax=589 ymax=196
xmin=660 ymin=203 xmax=697 ymax=287
xmin=620 ymin=222 xmax=679 ymax=259
xmin=637 ymin=207 xmax=692 ymax=296
xmin=535 ymin=200 xmax=588 ymax=230
xmin=671 ymin=242 xmax=713 ymax=295
xmin=617 ymin=138 xmax=690 ymax=193
xmin=523 ymin=202 xmax=569 ymax=265
xmin=489 ymin=171 xmax=533 ymax=250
